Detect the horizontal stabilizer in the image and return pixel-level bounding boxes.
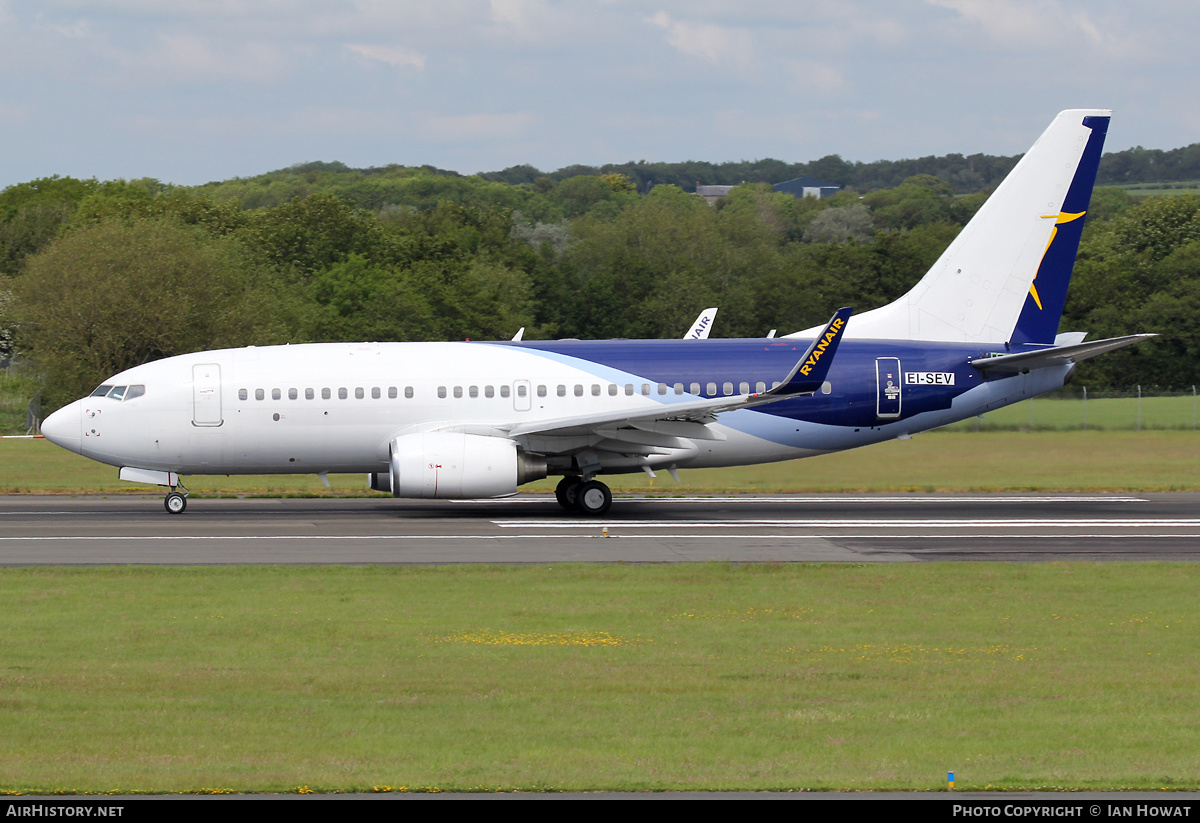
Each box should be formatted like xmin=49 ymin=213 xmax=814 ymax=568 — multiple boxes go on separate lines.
xmin=970 ymin=334 xmax=1156 ymax=373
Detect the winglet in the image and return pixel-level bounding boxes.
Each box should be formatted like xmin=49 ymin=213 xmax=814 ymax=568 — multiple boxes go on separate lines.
xmin=768 ymin=307 xmax=852 ymax=396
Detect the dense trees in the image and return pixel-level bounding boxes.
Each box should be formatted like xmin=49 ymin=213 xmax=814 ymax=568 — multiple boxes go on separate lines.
xmin=10 ymin=218 xmax=286 ymax=406
xmin=3 ymin=154 xmax=1200 ymax=411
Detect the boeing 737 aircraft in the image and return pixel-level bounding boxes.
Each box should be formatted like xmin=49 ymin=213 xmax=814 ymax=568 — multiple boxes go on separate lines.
xmin=42 ymin=110 xmax=1152 ymax=515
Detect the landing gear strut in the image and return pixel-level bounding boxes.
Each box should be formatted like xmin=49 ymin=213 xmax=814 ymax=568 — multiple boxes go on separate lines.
xmin=164 ymin=483 xmax=189 ymax=514
xmin=555 ymin=475 xmax=612 ymax=516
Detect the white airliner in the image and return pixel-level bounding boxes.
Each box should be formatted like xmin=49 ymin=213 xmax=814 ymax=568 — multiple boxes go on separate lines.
xmin=42 ymin=110 xmax=1152 ymax=515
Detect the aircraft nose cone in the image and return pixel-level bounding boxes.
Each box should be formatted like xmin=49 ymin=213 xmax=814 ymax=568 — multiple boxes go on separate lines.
xmin=42 ymin=401 xmax=82 ymax=455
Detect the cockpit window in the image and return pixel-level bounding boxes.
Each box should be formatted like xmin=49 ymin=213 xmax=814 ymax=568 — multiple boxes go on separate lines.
xmin=125 ymin=385 xmax=145 ymax=400
xmin=91 ymin=385 xmax=114 ymax=397
xmin=107 ymin=386 xmax=127 ymax=401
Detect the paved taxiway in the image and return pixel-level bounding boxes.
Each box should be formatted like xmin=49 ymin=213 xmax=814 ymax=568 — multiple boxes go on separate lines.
xmin=1 ymin=493 xmax=1198 ymax=564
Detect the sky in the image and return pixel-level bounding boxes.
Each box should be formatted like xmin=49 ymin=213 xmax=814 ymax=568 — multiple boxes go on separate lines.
xmin=1 ymin=0 xmax=1197 ymax=189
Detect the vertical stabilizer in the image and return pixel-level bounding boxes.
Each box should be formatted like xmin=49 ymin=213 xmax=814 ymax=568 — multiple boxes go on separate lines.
xmin=791 ymin=110 xmax=1110 ymax=344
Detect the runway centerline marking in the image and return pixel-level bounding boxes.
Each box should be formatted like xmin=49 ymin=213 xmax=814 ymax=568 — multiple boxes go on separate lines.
xmin=493 ymin=519 xmax=1200 ymax=529
xmin=455 ymin=495 xmax=1148 ymax=505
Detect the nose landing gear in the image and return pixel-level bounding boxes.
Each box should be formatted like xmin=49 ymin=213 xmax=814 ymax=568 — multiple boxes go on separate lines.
xmin=164 ymin=484 xmax=189 ymax=514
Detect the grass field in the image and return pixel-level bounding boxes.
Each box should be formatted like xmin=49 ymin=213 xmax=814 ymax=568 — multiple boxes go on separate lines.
xmin=1 ymin=563 xmax=1197 ymax=793
xmin=5 ymin=429 xmax=1200 ymax=495
xmin=5 ymin=431 xmax=1199 ymax=793
xmin=939 ymin=394 xmax=1200 ymax=432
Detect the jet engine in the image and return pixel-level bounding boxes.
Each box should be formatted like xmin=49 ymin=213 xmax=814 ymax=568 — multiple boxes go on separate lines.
xmin=368 ymin=432 xmax=546 ymax=498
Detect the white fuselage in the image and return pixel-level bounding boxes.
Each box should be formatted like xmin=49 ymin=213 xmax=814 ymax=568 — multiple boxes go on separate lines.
xmin=43 ymin=339 xmax=1069 ymax=484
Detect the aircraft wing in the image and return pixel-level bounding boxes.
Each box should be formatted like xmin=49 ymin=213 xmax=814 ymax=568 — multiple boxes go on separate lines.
xmin=502 ymin=308 xmax=852 ymax=441
xmin=970 ymin=333 xmax=1156 ymax=373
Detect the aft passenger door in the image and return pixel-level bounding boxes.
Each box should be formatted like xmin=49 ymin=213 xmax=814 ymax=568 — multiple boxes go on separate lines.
xmin=875 ymin=357 xmax=901 ymax=419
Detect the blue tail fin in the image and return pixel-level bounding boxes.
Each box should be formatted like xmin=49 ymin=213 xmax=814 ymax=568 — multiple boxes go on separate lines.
xmin=1009 ymin=114 xmax=1109 ymax=344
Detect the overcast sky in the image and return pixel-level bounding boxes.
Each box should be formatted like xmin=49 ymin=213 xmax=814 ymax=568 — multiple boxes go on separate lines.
xmin=1 ymin=0 xmax=1197 ymax=189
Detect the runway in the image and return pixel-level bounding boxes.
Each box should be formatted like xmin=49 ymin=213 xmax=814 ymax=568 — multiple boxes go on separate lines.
xmin=1 ymin=492 xmax=1198 ymax=564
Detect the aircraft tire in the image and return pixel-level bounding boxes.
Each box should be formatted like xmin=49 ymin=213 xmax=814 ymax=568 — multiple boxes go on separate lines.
xmin=575 ymin=480 xmax=612 ymax=516
xmin=555 ymin=476 xmax=582 ymax=511
xmin=164 ymin=492 xmax=187 ymax=514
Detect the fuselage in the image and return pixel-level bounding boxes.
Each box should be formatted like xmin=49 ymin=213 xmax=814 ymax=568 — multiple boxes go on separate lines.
xmin=42 ymin=336 xmax=1069 ymax=479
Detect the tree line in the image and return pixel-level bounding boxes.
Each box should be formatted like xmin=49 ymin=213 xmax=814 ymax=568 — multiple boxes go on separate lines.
xmin=1 ymin=164 xmax=1197 ymax=411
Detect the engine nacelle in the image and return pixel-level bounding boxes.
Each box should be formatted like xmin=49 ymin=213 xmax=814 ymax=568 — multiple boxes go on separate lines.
xmin=374 ymin=432 xmax=546 ymax=499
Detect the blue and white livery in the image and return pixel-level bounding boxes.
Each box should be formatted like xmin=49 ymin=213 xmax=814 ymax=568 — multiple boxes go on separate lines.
xmin=41 ymin=110 xmax=1151 ymax=515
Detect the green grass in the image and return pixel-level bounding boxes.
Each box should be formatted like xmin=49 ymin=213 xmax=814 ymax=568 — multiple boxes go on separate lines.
xmin=1121 ymin=181 xmax=1200 ymax=197
xmin=1 ymin=563 xmax=1198 ymax=793
xmin=0 ymin=372 xmax=40 ymax=436
xmin=6 ymin=430 xmax=1200 ymax=495
xmin=939 ymin=394 xmax=1200 ymax=432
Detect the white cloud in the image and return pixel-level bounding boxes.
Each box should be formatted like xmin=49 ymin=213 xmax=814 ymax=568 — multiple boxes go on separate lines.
xmin=926 ymin=0 xmax=1125 ymax=52
xmin=346 ymin=43 xmax=425 ymax=70
xmin=787 ymin=60 xmax=846 ymax=96
xmin=418 ymin=110 xmax=538 ymax=143
xmin=646 ymin=11 xmax=753 ymax=70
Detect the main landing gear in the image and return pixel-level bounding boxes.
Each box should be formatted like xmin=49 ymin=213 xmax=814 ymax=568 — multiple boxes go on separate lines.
xmin=555 ymin=476 xmax=612 ymax=516
xmin=164 ymin=484 xmax=189 ymax=514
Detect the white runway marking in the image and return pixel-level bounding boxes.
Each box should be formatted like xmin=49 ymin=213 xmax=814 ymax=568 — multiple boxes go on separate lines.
xmin=0 ymin=534 xmax=1198 ymax=543
xmin=494 ymin=519 xmax=1200 ymax=529
xmin=456 ymin=495 xmax=1148 ymax=504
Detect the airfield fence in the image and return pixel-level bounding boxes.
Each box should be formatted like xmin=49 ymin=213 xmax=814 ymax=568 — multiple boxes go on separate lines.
xmin=937 ymin=387 xmax=1200 ymax=432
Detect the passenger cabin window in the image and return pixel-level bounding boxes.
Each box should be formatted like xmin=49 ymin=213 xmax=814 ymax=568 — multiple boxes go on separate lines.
xmin=453 ymin=386 xmax=463 ymax=398
xmin=438 ymin=386 xmax=447 ymax=399
xmin=608 ymin=384 xmax=618 ymax=396
xmin=706 ymin=382 xmax=716 ymax=396
xmin=238 ymin=388 xmax=248 ymax=401
xmin=574 ymin=385 xmax=583 ymax=397
xmin=557 ymin=385 xmax=566 ymax=397
xmin=690 ymin=383 xmax=700 ymax=395
xmin=355 ymin=387 xmax=364 ymax=399
xmin=372 ymin=387 xmax=380 ymax=399
xmin=288 ymin=388 xmax=298 ymax=400
xmin=272 ymin=388 xmax=281 ymax=400
xmin=469 ymin=386 xmax=478 ymax=398
xmin=674 ymin=383 xmax=684 ymax=395
xmin=404 ymin=387 xmax=414 ymax=398
xmin=305 ymin=388 xmax=315 ymax=400
xmin=501 ymin=385 xmax=511 ymax=398
xmin=723 ymin=382 xmax=734 ymax=396
xmin=338 ymin=387 xmax=348 ymax=400
xmin=739 ymin=382 xmax=750 ymax=395
xmin=322 ymin=388 xmax=331 ymax=400
xmin=387 ymin=387 xmax=396 ymax=399
xmin=485 ymin=385 xmax=495 ymax=398
xmin=657 ymin=383 xmax=667 ymax=396
xmin=256 ymin=389 xmax=265 ymax=401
